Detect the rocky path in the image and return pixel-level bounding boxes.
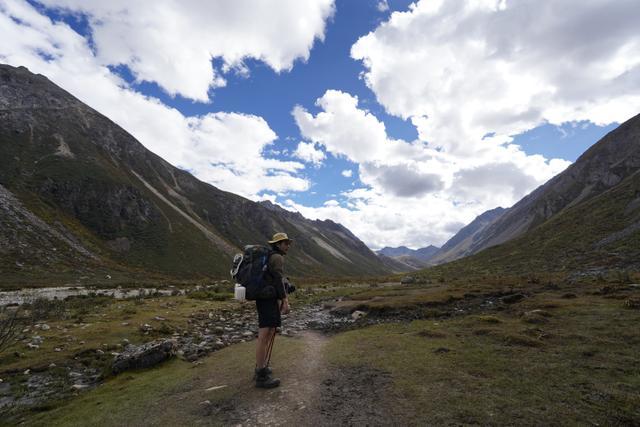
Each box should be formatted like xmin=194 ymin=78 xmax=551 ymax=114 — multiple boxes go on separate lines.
xmin=211 ymin=330 xmax=330 ymax=426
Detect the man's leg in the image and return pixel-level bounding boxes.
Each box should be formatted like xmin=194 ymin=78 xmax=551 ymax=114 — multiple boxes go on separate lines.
xmin=255 ymin=327 xmax=280 ymax=388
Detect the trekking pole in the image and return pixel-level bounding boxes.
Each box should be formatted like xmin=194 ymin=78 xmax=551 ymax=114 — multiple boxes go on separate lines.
xmin=265 ymin=328 xmax=276 ymax=367
xmin=264 ymin=300 xmax=283 ymax=367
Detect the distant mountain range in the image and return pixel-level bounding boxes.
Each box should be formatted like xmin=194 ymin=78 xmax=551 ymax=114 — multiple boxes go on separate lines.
xmin=0 ymin=64 xmax=390 ymax=286
xmin=377 ymin=245 xmax=440 ymax=261
xmin=376 ymin=245 xmax=439 ymax=272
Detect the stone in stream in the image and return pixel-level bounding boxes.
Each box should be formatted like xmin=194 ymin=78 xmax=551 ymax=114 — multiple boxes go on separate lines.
xmin=112 ymin=339 xmax=177 ymax=374
xmin=351 ymin=310 xmax=367 ymax=320
xmin=71 ymin=384 xmax=89 ymax=391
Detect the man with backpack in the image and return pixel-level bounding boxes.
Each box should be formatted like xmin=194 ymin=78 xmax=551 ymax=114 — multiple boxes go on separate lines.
xmin=254 ymin=232 xmax=292 ymax=388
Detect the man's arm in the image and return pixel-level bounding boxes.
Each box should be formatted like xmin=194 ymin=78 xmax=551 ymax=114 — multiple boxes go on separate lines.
xmin=268 ymin=254 xmax=287 ymax=300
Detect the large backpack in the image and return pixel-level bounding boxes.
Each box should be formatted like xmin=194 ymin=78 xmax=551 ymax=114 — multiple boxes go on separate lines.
xmin=230 ymin=245 xmax=275 ymax=300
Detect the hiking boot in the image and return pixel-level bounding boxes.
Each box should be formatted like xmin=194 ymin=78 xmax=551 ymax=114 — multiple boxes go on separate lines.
xmin=253 ymin=366 xmax=272 ymax=379
xmin=255 ymin=367 xmax=280 ymax=389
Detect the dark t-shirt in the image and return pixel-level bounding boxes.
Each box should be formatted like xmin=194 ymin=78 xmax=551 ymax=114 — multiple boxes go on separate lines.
xmin=265 ymin=250 xmax=287 ymax=299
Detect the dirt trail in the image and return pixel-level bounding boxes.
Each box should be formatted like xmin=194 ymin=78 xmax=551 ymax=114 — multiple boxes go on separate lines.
xmin=213 ymin=330 xmax=330 ymax=426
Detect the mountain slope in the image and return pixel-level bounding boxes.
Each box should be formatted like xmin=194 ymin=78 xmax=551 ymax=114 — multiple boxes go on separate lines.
xmin=429 ymin=207 xmax=506 ymax=264
xmin=413 ymin=245 xmax=440 ymax=262
xmin=0 ymin=64 xmax=389 ymax=285
xmin=461 ymin=115 xmax=640 ymax=256
xmin=416 ymin=113 xmax=640 ymax=277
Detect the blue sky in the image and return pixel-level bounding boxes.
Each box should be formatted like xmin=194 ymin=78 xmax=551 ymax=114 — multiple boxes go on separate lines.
xmin=2 ymin=0 xmax=638 ymax=249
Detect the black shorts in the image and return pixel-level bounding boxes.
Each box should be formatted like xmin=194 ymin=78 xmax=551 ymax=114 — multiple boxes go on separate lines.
xmin=256 ymin=298 xmax=281 ymax=328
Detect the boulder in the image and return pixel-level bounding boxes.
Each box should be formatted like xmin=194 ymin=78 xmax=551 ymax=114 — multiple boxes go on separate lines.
xmin=112 ymin=339 xmax=176 ymax=374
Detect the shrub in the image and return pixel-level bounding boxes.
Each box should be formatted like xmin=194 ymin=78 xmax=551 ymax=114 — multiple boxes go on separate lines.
xmin=0 ymin=306 xmax=28 ymax=354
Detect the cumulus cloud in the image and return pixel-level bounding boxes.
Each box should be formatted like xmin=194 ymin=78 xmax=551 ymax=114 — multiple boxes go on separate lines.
xmin=277 ymin=0 xmax=640 ymax=249
xmin=293 ymin=90 xmax=388 ymax=163
xmin=361 ymin=163 xmax=444 ymax=197
xmin=453 ymin=163 xmax=539 ymax=204
xmin=341 ymin=169 xmax=353 ymax=178
xmin=33 ymin=0 xmax=336 ymax=101
xmin=293 ymin=89 xmax=569 ymax=248
xmin=351 ymin=0 xmax=640 ymax=154
xmin=293 ymin=141 xmax=326 ymax=166
xmin=0 ymin=0 xmax=310 ymax=198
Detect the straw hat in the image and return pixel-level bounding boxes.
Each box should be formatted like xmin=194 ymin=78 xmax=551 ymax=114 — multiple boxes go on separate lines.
xmin=268 ymin=232 xmax=293 ymax=244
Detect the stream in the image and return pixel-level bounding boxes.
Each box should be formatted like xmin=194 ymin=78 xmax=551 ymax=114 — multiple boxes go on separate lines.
xmin=0 ymin=286 xmax=200 ymax=307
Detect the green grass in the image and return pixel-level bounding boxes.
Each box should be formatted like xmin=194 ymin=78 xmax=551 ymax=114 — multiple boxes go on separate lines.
xmin=325 ymin=285 xmax=640 ymax=425
xmin=0 ymin=295 xmax=236 ymax=373
xmin=18 ymin=336 xmax=304 ymax=426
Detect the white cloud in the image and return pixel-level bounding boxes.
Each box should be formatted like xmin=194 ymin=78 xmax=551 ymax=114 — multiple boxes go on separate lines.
xmin=275 ymin=0 xmax=640 ymax=249
xmin=293 ymin=141 xmax=326 ymax=166
xmin=351 ymin=0 xmax=640 ymax=155
xmin=293 ymin=89 xmax=570 ymax=249
xmin=361 ymin=163 xmax=444 ymax=198
xmin=293 ymin=90 xmax=389 ymax=163
xmin=33 ymin=0 xmax=336 ymax=101
xmin=341 ymin=169 xmax=353 ymax=178
xmin=0 ymin=0 xmax=309 ymax=198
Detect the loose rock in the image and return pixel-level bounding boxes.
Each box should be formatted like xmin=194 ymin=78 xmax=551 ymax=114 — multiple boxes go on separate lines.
xmin=112 ymin=339 xmax=177 ymax=374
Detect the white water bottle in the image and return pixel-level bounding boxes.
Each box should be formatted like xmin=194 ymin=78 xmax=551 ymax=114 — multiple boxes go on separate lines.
xmin=234 ymin=283 xmax=246 ymax=301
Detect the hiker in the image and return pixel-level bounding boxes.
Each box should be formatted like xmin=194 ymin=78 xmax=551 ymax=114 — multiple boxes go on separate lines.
xmin=254 ymin=232 xmax=292 ymax=388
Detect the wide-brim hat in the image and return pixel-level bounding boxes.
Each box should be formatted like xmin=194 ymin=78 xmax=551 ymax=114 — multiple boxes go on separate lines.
xmin=268 ymin=232 xmax=293 ymax=244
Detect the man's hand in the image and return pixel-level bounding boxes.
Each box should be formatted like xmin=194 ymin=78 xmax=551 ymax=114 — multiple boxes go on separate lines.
xmin=280 ymin=298 xmax=290 ymax=315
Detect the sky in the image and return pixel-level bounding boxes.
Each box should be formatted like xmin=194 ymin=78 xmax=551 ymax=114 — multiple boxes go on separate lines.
xmin=1 ymin=0 xmax=638 ymax=250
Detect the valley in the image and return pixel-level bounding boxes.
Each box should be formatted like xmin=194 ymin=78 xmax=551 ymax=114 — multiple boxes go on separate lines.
xmin=1 ymin=273 xmax=639 ymax=425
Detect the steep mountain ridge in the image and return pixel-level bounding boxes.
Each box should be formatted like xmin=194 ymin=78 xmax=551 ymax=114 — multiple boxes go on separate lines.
xmin=417 ymin=113 xmax=640 ymax=276
xmin=0 ymin=64 xmax=389 ymax=285
xmin=464 ymin=115 xmax=640 ymax=255
xmin=429 ymin=207 xmax=506 ymax=264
